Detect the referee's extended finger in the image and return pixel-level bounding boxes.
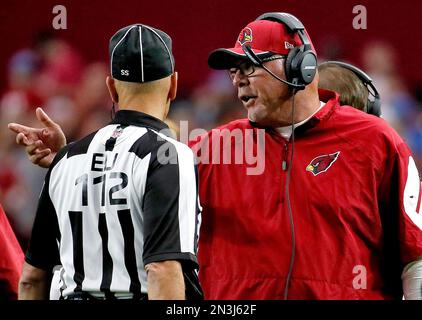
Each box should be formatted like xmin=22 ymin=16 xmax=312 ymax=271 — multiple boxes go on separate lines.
xmin=9 ymin=123 xmax=44 ymax=141
xmin=36 ymin=107 xmax=57 ymax=128
xmin=8 ymin=123 xmax=30 ymax=135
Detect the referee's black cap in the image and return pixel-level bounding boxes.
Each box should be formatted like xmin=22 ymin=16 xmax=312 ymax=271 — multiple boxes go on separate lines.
xmin=110 ymin=24 xmax=175 ymax=83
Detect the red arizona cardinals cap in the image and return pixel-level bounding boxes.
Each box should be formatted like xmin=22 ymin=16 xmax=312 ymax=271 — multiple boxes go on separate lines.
xmin=208 ymin=19 xmax=312 ymax=70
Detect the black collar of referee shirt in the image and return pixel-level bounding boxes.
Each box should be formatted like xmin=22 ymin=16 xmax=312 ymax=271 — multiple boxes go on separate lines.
xmin=110 ymin=110 xmax=170 ymax=133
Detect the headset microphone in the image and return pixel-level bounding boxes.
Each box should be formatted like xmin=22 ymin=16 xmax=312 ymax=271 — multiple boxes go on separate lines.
xmin=242 ymin=44 xmax=306 ymax=91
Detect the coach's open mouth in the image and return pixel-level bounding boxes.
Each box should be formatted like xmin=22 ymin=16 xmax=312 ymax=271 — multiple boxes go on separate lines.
xmin=240 ymin=95 xmax=257 ymax=103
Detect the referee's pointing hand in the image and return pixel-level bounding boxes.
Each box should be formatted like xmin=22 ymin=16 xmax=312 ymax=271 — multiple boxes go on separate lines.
xmin=8 ymin=107 xmax=66 ymax=168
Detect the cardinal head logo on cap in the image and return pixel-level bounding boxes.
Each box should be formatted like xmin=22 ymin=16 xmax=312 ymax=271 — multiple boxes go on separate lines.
xmin=238 ymin=27 xmax=253 ymax=45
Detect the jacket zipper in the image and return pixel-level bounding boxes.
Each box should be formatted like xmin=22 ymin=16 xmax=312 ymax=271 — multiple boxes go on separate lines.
xmin=282 ymin=142 xmax=289 ymax=171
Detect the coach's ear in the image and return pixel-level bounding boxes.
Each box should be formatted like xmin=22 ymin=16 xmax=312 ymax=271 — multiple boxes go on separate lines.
xmin=168 ymin=72 xmax=178 ymax=102
xmin=106 ymin=76 xmax=119 ymax=103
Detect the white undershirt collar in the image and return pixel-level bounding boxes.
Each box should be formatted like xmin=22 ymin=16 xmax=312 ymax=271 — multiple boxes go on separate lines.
xmin=276 ymin=101 xmax=325 ymax=140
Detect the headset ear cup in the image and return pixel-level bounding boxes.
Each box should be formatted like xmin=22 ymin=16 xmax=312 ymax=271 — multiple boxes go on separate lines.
xmin=366 ymin=101 xmax=373 ymax=115
xmin=373 ymin=98 xmax=381 ymax=117
xmin=367 ymin=97 xmax=381 ymax=117
xmin=298 ymin=50 xmax=317 ymax=85
xmin=285 ymin=46 xmax=302 ymax=84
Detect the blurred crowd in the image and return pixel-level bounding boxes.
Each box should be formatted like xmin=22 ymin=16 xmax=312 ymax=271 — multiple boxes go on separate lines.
xmin=1 ymin=33 xmax=421 ymax=249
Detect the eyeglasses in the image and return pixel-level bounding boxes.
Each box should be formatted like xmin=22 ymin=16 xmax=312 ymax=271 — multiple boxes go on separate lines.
xmin=228 ymin=55 xmax=286 ymax=81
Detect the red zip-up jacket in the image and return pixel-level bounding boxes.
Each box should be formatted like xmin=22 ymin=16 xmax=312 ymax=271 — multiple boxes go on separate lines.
xmin=190 ymin=89 xmax=422 ymax=299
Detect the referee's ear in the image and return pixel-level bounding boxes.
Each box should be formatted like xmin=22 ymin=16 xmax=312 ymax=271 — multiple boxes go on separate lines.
xmin=106 ymin=76 xmax=119 ymax=103
xmin=168 ymin=72 xmax=178 ymax=102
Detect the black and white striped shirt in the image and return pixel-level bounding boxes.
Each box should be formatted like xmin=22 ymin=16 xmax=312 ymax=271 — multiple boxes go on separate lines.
xmin=26 ymin=110 xmax=203 ymax=300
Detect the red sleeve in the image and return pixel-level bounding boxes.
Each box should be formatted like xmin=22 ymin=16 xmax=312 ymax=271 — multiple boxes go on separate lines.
xmin=397 ymin=143 xmax=422 ymax=264
xmin=0 ymin=204 xmax=24 ymax=300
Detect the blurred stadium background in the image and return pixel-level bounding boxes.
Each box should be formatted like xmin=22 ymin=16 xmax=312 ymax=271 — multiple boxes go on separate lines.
xmin=1 ymin=0 xmax=421 ymax=248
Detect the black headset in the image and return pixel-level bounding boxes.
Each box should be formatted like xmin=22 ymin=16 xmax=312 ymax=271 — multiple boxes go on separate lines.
xmin=241 ymin=12 xmax=318 ymax=92
xmin=319 ymin=61 xmax=381 ymax=117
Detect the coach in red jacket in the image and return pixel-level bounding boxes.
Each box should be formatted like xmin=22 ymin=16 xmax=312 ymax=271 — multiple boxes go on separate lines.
xmin=190 ymin=13 xmax=422 ymax=299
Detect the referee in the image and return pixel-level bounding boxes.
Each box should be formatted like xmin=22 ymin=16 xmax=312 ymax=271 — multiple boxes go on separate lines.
xmin=18 ymin=24 xmax=203 ymax=300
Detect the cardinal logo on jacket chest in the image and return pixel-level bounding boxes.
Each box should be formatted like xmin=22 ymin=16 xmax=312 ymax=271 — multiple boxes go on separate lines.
xmin=306 ymin=151 xmax=340 ymax=176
